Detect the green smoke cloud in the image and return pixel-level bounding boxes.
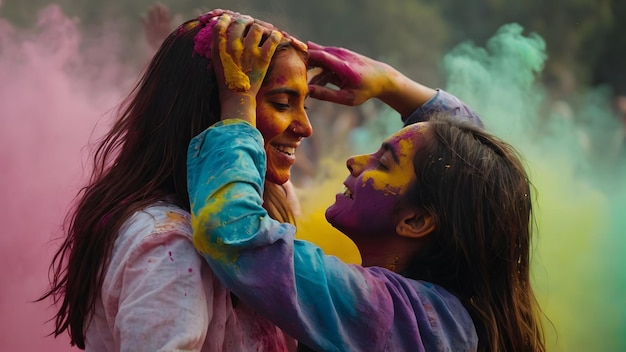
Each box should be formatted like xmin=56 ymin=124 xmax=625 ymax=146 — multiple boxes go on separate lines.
xmin=443 ymin=22 xmax=626 ymax=352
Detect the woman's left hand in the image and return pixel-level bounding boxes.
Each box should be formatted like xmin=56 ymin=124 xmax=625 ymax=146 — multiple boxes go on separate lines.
xmin=211 ymin=14 xmax=283 ymax=126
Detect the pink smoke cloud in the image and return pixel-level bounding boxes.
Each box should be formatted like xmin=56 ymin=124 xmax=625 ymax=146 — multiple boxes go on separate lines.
xmin=0 ymin=4 xmax=136 ymax=350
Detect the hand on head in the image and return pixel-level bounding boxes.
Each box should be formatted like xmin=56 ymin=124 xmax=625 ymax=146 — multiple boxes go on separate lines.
xmin=209 ymin=14 xmax=283 ymax=125
xmin=306 ymin=41 xmax=392 ymax=106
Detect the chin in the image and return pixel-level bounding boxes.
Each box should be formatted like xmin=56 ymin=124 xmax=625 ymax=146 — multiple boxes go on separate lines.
xmin=266 ymin=170 xmax=290 ymax=185
xmin=325 ymin=205 xmax=351 ymax=234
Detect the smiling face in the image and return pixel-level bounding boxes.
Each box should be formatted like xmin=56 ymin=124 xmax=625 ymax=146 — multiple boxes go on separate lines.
xmin=256 ymin=46 xmax=312 ymax=185
xmin=325 ymin=123 xmax=431 ymax=237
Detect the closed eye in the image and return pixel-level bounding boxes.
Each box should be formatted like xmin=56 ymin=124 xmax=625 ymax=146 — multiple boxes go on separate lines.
xmin=271 ymin=102 xmax=290 ymax=111
xmin=376 ymin=159 xmax=389 ymax=170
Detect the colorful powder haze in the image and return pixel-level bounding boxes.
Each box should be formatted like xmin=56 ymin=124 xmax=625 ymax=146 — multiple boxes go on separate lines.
xmin=442 ymin=24 xmax=626 ymax=351
xmin=0 ymin=5 xmax=131 ymax=351
xmin=2 ymin=5 xmax=625 ymax=351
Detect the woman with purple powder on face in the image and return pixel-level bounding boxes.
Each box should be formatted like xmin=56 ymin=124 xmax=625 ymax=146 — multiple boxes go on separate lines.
xmin=187 ymin=16 xmax=547 ymax=352
xmin=40 ymin=10 xmax=312 ymax=351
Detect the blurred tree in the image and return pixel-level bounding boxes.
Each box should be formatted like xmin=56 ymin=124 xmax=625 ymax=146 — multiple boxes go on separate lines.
xmin=592 ymin=0 xmax=626 ymax=96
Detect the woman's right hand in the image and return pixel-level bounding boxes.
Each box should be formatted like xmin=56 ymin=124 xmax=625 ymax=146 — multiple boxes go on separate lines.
xmin=306 ymin=41 xmax=396 ymax=106
xmin=211 ymin=14 xmax=282 ymax=126
xmin=307 ymin=41 xmax=437 ymax=118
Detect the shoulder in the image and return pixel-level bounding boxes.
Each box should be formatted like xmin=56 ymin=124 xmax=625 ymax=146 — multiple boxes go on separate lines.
xmin=112 ymin=202 xmax=193 ymax=262
xmin=118 ymin=202 xmax=192 ymax=242
xmin=409 ymin=278 xmax=478 ymax=351
xmin=365 ymin=268 xmax=478 ymax=350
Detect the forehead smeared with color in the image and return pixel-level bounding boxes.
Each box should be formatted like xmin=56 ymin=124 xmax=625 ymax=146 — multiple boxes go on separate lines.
xmin=390 ymin=123 xmax=429 ymax=142
xmin=383 ymin=123 xmax=430 ymax=160
xmin=360 ymin=123 xmax=429 ymax=195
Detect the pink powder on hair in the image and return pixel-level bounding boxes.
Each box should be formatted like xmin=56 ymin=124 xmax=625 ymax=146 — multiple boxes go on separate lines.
xmin=193 ymin=25 xmax=213 ymax=59
xmin=193 ymin=17 xmax=220 ymax=59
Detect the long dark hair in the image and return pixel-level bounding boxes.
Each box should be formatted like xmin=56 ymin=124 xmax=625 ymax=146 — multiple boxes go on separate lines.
xmin=403 ymin=115 xmax=545 ymax=352
xmin=39 ymin=20 xmax=302 ymax=348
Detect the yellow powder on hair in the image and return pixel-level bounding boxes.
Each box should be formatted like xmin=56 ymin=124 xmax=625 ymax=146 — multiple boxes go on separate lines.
xmin=183 ymin=21 xmax=199 ymax=31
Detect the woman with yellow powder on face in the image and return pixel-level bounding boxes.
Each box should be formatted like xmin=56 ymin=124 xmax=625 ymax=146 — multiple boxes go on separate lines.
xmin=188 ymin=16 xmax=546 ymax=352
xmin=40 ymin=10 xmax=312 ymax=351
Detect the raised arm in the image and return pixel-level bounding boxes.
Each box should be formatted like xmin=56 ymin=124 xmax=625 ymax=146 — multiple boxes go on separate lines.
xmin=188 ymin=122 xmax=475 ymax=351
xmin=307 ymin=42 xmax=482 ymax=127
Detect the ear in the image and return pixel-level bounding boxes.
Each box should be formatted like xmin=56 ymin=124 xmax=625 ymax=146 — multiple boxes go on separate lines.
xmin=395 ymin=208 xmax=435 ymax=239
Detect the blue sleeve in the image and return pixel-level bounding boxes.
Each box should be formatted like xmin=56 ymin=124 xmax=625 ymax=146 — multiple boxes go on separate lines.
xmin=187 ymin=120 xmax=477 ymax=352
xmin=403 ymin=89 xmax=484 ymax=128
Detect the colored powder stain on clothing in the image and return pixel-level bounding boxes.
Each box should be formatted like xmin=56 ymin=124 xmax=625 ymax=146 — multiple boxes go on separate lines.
xmin=221 ymin=118 xmax=248 ymax=126
xmin=166 ymin=211 xmax=187 ymax=223
xmin=191 ymin=184 xmax=239 ymax=263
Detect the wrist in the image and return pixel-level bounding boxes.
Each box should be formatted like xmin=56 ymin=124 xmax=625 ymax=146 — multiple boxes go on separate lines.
xmin=220 ymin=94 xmax=257 ymax=126
xmin=378 ymin=71 xmax=437 ymax=119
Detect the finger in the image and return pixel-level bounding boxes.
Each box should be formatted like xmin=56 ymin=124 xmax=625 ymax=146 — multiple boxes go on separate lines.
xmin=308 ymin=69 xmax=336 ymax=87
xmin=155 ymin=3 xmax=168 ymax=20
xmin=307 ymin=48 xmax=346 ymax=73
xmin=227 ymin=15 xmax=252 ymax=42
xmin=198 ymin=9 xmax=226 ymax=24
xmin=211 ymin=14 xmax=230 ymax=68
xmin=242 ymin=23 xmax=264 ymax=51
xmin=148 ymin=5 xmax=158 ymax=23
xmin=284 ymin=33 xmax=307 ymax=53
xmin=227 ymin=16 xmax=253 ymax=59
xmin=253 ymin=18 xmax=276 ymax=30
xmin=309 ymin=85 xmax=356 ymax=106
xmin=213 ymin=14 xmax=251 ymax=91
xmin=235 ymin=14 xmax=254 ymax=23
xmin=259 ymin=29 xmax=282 ymax=59
xmin=308 ymin=42 xmax=354 ymax=61
xmin=306 ymin=41 xmax=324 ymax=50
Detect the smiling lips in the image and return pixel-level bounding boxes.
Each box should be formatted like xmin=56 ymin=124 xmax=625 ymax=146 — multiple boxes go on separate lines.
xmin=342 ymin=184 xmax=353 ymax=198
xmin=272 ymin=144 xmax=296 ymax=156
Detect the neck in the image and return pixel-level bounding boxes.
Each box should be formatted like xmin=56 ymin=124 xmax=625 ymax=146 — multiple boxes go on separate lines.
xmin=352 ymin=235 xmax=421 ymax=274
xmin=360 ymin=251 xmax=409 ymax=273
